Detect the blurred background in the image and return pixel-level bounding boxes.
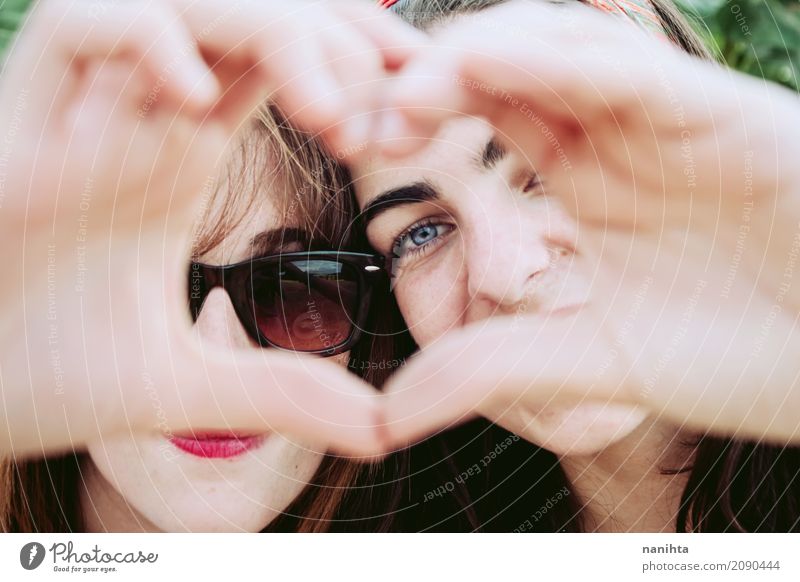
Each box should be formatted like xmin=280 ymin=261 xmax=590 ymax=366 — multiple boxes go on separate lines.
xmin=675 ymin=0 xmax=800 ymax=91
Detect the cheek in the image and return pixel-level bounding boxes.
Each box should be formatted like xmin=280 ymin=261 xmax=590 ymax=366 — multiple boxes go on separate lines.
xmin=86 ymin=436 xmax=175 ymax=528
xmin=394 ymin=247 xmax=466 ymax=348
xmin=86 ymin=436 xmax=170 ymax=494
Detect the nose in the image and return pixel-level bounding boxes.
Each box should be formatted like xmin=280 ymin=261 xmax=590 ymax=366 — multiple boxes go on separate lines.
xmin=192 ymin=287 xmax=254 ymax=350
xmin=462 ymin=195 xmax=553 ymax=314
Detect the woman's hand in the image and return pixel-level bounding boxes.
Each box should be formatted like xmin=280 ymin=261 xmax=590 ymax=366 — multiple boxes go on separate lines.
xmin=0 ymin=0 xmax=421 ymax=458
xmin=373 ymin=1 xmax=800 ymax=446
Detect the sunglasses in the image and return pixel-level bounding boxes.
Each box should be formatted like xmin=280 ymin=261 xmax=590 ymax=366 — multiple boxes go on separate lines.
xmin=188 ymin=251 xmax=384 ymax=356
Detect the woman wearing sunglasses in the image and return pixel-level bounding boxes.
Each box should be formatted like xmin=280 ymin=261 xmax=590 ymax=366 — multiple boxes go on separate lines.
xmin=2 ymin=107 xmax=391 ymax=532
xmin=350 ymin=0 xmax=800 ymax=531
xmin=0 ymin=0 xmax=419 ymax=531
xmin=0 ymin=0 xmax=424 ymax=461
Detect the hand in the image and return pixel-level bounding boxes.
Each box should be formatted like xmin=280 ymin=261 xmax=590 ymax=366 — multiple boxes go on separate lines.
xmin=377 ymin=0 xmax=800 ymax=302
xmin=371 ymin=1 xmax=800 ymax=446
xmin=0 ymin=0 xmax=421 ymax=457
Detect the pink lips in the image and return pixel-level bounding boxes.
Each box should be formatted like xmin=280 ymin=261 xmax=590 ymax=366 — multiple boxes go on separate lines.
xmin=169 ymin=432 xmax=267 ymax=459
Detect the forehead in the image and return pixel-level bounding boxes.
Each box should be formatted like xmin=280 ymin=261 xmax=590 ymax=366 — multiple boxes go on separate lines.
xmin=351 ymin=117 xmax=494 ymax=203
xmin=206 ymin=196 xmax=284 ymax=263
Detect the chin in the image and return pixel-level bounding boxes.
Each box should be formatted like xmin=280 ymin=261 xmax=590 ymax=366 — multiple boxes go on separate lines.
xmin=145 ymin=495 xmax=282 ymax=533
xmin=85 ymin=434 xmax=322 ymax=532
xmin=527 ymin=403 xmax=648 ymax=457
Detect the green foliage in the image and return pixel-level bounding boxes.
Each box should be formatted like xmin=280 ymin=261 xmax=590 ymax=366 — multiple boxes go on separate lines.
xmin=675 ymin=0 xmax=800 ymax=90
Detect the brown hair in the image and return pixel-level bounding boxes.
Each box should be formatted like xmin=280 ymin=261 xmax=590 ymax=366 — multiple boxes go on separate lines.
xmin=376 ymin=0 xmax=800 ymax=532
xmin=0 ymin=104 xmax=391 ymax=533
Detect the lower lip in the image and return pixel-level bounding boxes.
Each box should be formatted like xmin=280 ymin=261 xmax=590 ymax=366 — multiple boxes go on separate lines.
xmin=169 ymin=433 xmax=267 ymax=459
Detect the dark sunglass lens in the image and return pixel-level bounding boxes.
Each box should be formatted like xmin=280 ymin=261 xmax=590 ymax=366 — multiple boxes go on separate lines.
xmin=251 ymin=259 xmax=359 ymax=352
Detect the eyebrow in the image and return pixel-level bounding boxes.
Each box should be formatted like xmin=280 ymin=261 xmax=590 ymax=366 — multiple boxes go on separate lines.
xmin=477 ymin=137 xmax=508 ymax=170
xmin=361 ymin=181 xmax=439 ymax=225
xmin=249 ymin=227 xmax=312 ymax=257
xmin=360 ymin=138 xmax=504 ymax=227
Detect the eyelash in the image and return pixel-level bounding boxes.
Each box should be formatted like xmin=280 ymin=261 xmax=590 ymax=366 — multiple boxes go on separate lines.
xmin=384 ymin=174 xmax=542 ymax=265
xmin=392 ymin=218 xmax=454 ymax=263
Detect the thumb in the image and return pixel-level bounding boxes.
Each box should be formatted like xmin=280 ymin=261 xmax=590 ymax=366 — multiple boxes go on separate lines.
xmin=381 ymin=309 xmax=632 ymax=448
xmin=144 ymin=345 xmax=387 ymax=459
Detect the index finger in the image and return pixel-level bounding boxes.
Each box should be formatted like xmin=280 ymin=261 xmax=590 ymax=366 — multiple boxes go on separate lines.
xmin=381 ymin=311 xmax=629 ymax=448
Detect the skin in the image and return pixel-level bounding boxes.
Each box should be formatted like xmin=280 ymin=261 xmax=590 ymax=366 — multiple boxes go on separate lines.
xmin=80 ymin=196 xmax=346 ymax=532
xmin=351 ymin=118 xmax=693 ymax=531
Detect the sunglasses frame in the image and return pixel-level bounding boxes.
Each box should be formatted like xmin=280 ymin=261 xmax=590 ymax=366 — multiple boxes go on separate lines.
xmin=189 ymin=251 xmax=385 ymax=356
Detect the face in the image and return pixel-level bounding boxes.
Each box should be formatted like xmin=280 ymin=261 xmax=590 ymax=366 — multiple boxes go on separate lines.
xmin=84 ymin=197 xmax=333 ymax=532
xmin=351 ymin=118 xmax=645 ymax=457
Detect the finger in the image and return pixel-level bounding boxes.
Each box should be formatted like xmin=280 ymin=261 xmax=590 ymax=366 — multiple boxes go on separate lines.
xmin=332 ymin=0 xmax=427 ymax=70
xmin=372 ymin=106 xmax=456 ymax=159
xmin=381 ymin=310 xmax=631 ymax=448
xmin=374 ymin=1 xmax=665 ymax=153
xmin=313 ymin=17 xmax=389 ymax=155
xmin=372 ymin=41 xmax=508 ymax=158
xmin=171 ymin=0 xmax=422 ymax=154
xmin=63 ymin=61 xmax=135 ymax=132
xmin=204 ymin=62 xmax=272 ymax=132
xmin=150 ymin=344 xmax=388 ymax=459
xmin=30 ymin=1 xmax=218 ymax=116
xmin=254 ymin=23 xmax=347 ymax=145
xmin=172 ymin=0 xmax=347 ymax=142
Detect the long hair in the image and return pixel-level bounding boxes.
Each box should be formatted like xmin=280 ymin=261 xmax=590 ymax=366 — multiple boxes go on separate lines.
xmin=0 ymin=104 xmax=397 ymax=533
xmin=375 ymin=0 xmax=800 ymax=532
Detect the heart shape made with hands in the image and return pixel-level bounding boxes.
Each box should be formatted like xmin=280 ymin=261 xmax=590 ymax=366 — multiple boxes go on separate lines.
xmin=3 ymin=0 xmax=799 ymax=459
xmin=199 ymin=0 xmax=800 ymax=453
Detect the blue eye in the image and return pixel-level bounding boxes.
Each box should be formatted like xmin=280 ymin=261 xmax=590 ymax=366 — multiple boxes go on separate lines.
xmin=409 ymin=224 xmax=439 ymax=246
xmin=393 ymin=221 xmax=454 ymax=259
